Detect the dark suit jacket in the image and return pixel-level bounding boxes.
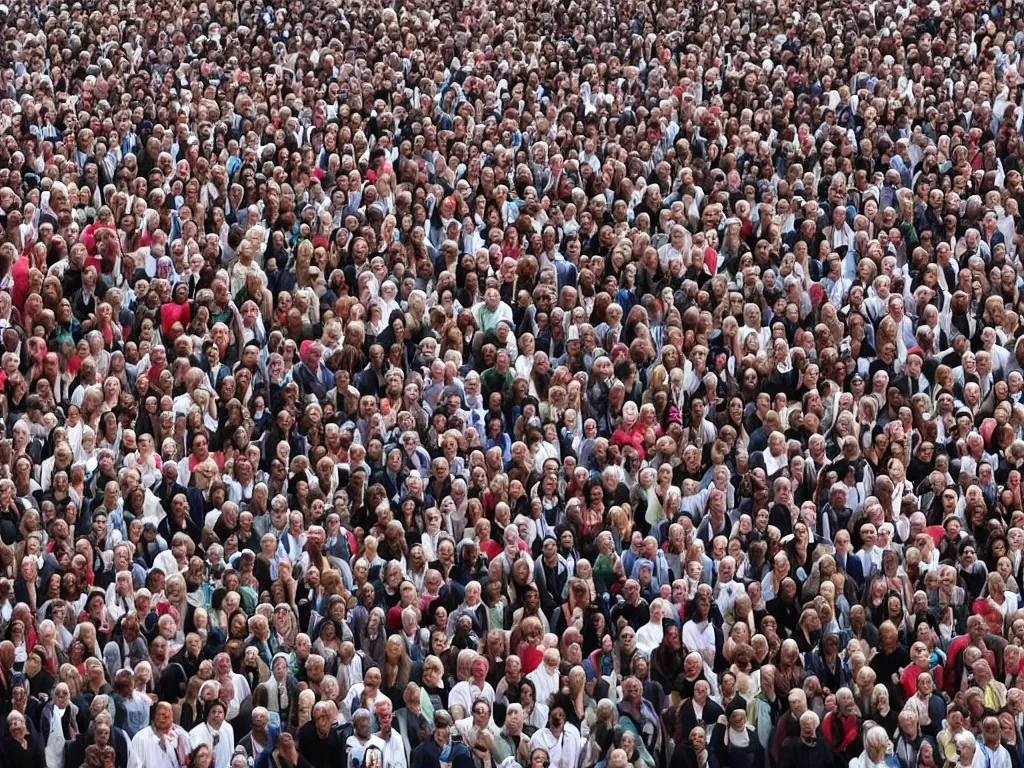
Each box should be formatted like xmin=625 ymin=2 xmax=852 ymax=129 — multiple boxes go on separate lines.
xmin=292 ymin=363 xmax=333 ymax=401
xmin=674 ymin=698 xmax=724 ymax=742
xmin=411 ymin=739 xmax=475 ymax=768
xmin=372 ymin=469 xmax=408 ymax=501
xmin=834 ymin=552 xmax=865 ymax=589
xmin=238 ymin=727 xmax=279 ymax=762
xmin=64 ymin=726 xmax=130 ymax=768
xmin=153 ymin=481 xmax=206 ymax=530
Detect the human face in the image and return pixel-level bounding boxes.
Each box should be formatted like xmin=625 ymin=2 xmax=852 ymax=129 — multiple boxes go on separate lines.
xmin=434 ymin=726 xmax=451 ymax=749
xmin=154 ymin=703 xmax=173 ymax=732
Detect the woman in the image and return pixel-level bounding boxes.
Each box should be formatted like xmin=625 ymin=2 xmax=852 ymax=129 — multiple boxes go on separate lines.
xmin=984 ymin=571 xmax=1018 ymax=624
xmin=937 ymin=707 xmax=970 ymax=766
xmin=259 ymin=731 xmax=313 ymax=768
xmin=822 ymin=688 xmax=862 ymax=765
xmin=849 ymin=725 xmax=900 ymax=768
xmin=1 ymin=711 xmax=44 ymax=767
xmin=380 ymin=635 xmax=413 ymax=704
xmin=418 ymin=655 xmax=449 ymax=713
xmin=188 ymin=743 xmax=215 ymax=768
xmin=958 ymin=542 xmax=989 ymax=601
xmin=709 ymin=700 xmax=764 ymax=768
xmin=593 ymin=531 xmax=624 ymax=599
xmin=616 ymin=728 xmax=656 ymax=768
xmin=867 ymin=684 xmax=899 ymax=740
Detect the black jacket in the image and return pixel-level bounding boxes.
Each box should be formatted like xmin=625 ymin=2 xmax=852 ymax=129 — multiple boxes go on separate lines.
xmin=296 ymin=720 xmax=346 ymax=768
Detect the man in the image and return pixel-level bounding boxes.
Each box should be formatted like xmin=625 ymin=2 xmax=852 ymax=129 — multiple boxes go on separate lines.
xmin=449 ymin=655 xmax=495 ymax=715
xmin=410 ymin=711 xmax=474 ymax=768
xmin=609 ymin=579 xmax=650 ymax=631
xmin=347 ymin=666 xmax=384 ymax=715
xmin=528 ymin=702 xmax=581 ymax=768
xmin=533 ymin=536 xmax=569 ymax=617
xmin=526 ymin=649 xmax=561 ymax=710
xmin=979 ymin=716 xmax=1012 ymax=768
xmin=127 ymin=701 xmax=191 ymax=768
xmin=770 ymin=688 xmax=808 ymax=767
xmin=668 ymin=725 xmax=710 ymax=768
xmin=855 ymin=522 xmax=883 ymax=577
xmin=105 ymin=612 xmax=152 ymax=679
xmin=41 ymin=682 xmax=78 ymax=768
xmin=779 ymin=711 xmax=832 ymax=768
xmin=297 ymin=701 xmax=345 ymax=768
xmin=345 ymin=709 xmax=386 ymax=768
xmin=65 ymin=708 xmax=129 ymax=768
xmin=375 ymin=697 xmax=408 ymax=768
xmin=256 ymin=731 xmax=313 ymax=768
xmin=292 ymin=342 xmax=335 ymax=401
xmin=237 ymin=706 xmax=278 ymax=764
xmin=188 ymin=700 xmax=234 ymax=768
xmin=213 ymin=651 xmax=251 ymax=710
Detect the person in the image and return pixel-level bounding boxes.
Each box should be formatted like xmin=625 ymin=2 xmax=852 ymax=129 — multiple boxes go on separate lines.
xmin=668 ymin=726 xmax=710 ymax=768
xmin=3 ymin=709 xmax=46 ymax=766
xmin=256 ymin=731 xmax=314 ymax=768
xmin=410 ymin=711 xmax=474 ymax=768
xmin=528 ymin=702 xmax=582 ymax=768
xmin=236 ymin=706 xmax=278 ymax=765
xmin=345 ymin=709 xmax=386 ymax=768
xmin=188 ymin=699 xmax=234 ymax=768
xmin=778 ymin=711 xmax=832 ymax=768
xmin=374 ymin=697 xmax=409 ymax=768
xmin=127 ymin=702 xmax=192 ymax=768
xmin=297 ymin=701 xmax=345 ymax=768
xmin=41 ymin=682 xmax=79 ymax=768
xmin=848 ymin=726 xmax=900 ymax=768
xmin=6 ymin=3 xmax=1024 ymax=768
xmin=710 ymin=700 xmax=763 ymax=768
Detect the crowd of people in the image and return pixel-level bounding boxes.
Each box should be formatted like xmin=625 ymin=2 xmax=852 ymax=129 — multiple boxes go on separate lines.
xmin=4 ymin=0 xmax=1024 ymax=766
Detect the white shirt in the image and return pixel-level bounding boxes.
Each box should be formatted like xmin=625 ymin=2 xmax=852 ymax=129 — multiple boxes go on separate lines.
xmin=188 ymin=722 xmax=234 ymax=768
xmin=993 ymin=592 xmax=1020 ymax=617
xmin=636 ymin=622 xmax=664 ymax=656
xmin=529 ymin=724 xmax=582 ymax=768
xmin=345 ymin=735 xmax=386 ymax=768
xmin=45 ymin=706 xmax=68 ymax=768
xmin=378 ymin=728 xmax=408 ymax=768
xmin=526 ymin=667 xmax=560 ymax=712
xmin=152 ymin=549 xmax=186 ymax=576
xmin=979 ymin=743 xmax=1012 ymax=768
xmin=226 ymin=673 xmax=251 ymax=709
xmin=682 ymin=619 xmax=716 ymax=658
xmin=337 ymin=656 xmax=364 ymax=692
xmin=128 ymin=726 xmax=192 ymax=768
xmin=857 ymin=546 xmax=882 ymax=576
xmin=448 ymin=680 xmax=495 ymax=717
xmin=714 ymin=579 xmax=746 ymax=621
